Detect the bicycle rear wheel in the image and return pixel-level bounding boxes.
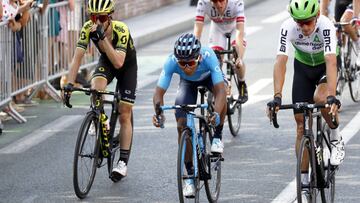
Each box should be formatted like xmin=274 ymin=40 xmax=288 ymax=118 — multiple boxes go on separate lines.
xmin=296 ymin=136 xmax=317 ymax=203
xmin=227 ymin=71 xmax=242 ymax=137
xmin=203 ymin=126 xmax=221 ymax=202
xmin=73 ymin=112 xmax=100 ymax=199
xmin=108 ymin=110 xmax=134 ymax=181
xmin=320 ymin=124 xmax=335 ymax=203
xmin=348 ymin=64 xmax=360 ymax=102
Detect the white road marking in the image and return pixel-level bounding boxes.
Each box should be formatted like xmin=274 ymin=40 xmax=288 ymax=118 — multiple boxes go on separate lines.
xmin=246 ymin=26 xmax=263 ymax=35
xmin=0 ymin=115 xmax=82 ymax=154
xmin=272 ymin=111 xmax=360 ymax=203
xmin=262 ymin=10 xmax=290 ymax=24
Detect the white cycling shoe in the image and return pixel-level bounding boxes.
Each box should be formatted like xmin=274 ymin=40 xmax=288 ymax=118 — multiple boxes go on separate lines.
xmin=330 ymin=138 xmax=345 ymax=166
xmin=183 ymin=179 xmax=195 ymax=197
xmin=111 ymin=160 xmax=127 ymax=181
xmin=211 ymin=138 xmax=224 ymax=154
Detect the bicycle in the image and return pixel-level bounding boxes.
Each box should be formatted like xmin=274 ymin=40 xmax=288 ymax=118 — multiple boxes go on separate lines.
xmin=64 ymin=84 xmax=133 ymax=199
xmin=269 ymin=102 xmax=338 ymax=203
xmin=156 ymin=87 xmax=223 ymax=203
xmin=334 ymin=20 xmax=360 ymax=102
xmin=213 ymin=32 xmax=243 ymax=137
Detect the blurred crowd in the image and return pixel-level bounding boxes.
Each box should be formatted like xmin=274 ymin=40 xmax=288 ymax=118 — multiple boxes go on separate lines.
xmin=0 ymin=0 xmax=90 ymax=130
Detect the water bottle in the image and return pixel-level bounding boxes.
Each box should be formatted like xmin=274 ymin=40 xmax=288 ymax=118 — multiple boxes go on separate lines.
xmin=198 ymin=133 xmax=204 ymax=153
xmin=100 ymin=114 xmax=110 ymax=157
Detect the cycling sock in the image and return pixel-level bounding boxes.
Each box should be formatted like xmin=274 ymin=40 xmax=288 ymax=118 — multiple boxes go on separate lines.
xmin=214 ymin=125 xmax=223 ymax=139
xmin=119 ymin=149 xmax=130 ymax=164
xmin=330 ymin=128 xmax=340 ymax=141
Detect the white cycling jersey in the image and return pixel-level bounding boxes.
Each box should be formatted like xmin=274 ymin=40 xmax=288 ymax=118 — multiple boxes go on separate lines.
xmin=195 ymin=0 xmax=245 ymax=49
xmin=277 ymin=15 xmax=337 ymax=66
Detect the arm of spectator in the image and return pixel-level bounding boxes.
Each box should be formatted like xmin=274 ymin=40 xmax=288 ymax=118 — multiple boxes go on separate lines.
xmin=37 ymin=0 xmax=49 ymax=15
xmin=68 ymin=0 xmax=75 ymax=11
xmin=0 ymin=1 xmax=3 ymax=21
xmin=8 ymin=18 xmax=22 ymax=32
xmin=17 ymin=0 xmax=34 ymax=14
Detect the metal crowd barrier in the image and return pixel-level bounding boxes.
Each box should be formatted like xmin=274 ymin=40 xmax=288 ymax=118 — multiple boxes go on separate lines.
xmin=0 ymin=0 xmax=99 ymax=124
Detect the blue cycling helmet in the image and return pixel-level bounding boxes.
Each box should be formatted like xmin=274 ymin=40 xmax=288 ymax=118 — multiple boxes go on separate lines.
xmin=174 ymin=33 xmax=201 ymax=61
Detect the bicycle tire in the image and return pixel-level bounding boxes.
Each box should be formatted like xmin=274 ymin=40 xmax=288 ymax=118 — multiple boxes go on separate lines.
xmin=227 ymin=71 xmax=242 ymax=137
xmin=177 ymin=128 xmax=199 ymax=203
xmin=204 ymin=125 xmax=221 ymax=202
xmin=73 ymin=112 xmax=100 ymax=199
xmin=320 ymin=124 xmax=335 ymax=203
xmin=296 ymin=136 xmax=317 ymax=203
xmin=348 ymin=65 xmax=360 ymax=102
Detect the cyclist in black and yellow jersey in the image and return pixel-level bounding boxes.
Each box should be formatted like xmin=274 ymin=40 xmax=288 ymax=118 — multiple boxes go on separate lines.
xmin=63 ymin=0 xmax=137 ymax=182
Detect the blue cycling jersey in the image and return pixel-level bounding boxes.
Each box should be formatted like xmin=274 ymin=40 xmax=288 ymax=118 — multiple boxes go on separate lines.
xmin=157 ymin=47 xmax=224 ymax=90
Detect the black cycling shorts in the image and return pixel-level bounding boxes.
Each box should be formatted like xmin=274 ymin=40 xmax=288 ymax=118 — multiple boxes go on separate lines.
xmin=292 ymin=59 xmax=327 ymax=114
xmin=92 ymin=56 xmax=138 ymax=105
xmin=174 ymin=75 xmax=215 ymax=119
xmin=335 ymin=0 xmax=352 ymax=22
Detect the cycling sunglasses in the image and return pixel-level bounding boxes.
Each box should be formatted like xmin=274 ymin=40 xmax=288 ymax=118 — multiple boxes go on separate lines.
xmin=90 ymin=14 xmax=110 ymax=23
xmin=177 ymin=58 xmax=199 ymax=67
xmin=211 ymin=0 xmax=226 ymax=3
xmin=295 ymin=17 xmax=316 ymax=27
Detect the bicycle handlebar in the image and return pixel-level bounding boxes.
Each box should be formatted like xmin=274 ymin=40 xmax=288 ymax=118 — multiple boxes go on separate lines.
xmin=334 ymin=19 xmax=360 ymax=27
xmin=269 ymin=103 xmax=338 ymax=128
xmin=161 ymin=104 xmax=208 ymax=111
xmin=62 ymin=87 xmax=120 ymax=108
xmin=213 ymin=50 xmax=234 ymax=55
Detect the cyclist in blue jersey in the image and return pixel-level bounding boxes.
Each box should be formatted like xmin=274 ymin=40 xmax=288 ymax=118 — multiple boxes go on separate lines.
xmin=152 ymin=33 xmax=227 ymax=197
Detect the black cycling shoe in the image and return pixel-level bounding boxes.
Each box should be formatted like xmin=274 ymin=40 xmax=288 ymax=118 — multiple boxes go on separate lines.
xmin=238 ymin=81 xmax=248 ymax=104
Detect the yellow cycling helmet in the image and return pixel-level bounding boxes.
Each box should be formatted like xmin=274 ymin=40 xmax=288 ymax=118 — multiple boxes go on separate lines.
xmin=88 ymin=0 xmax=115 ymax=14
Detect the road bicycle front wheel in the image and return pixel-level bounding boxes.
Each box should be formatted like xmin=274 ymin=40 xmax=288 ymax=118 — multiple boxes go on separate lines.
xmin=73 ymin=112 xmax=100 ymax=199
xmin=348 ymin=65 xmax=360 ymax=102
xmin=296 ymin=136 xmax=317 ymax=203
xmin=203 ymin=126 xmax=221 ymax=202
xmin=227 ymin=72 xmax=242 ymax=137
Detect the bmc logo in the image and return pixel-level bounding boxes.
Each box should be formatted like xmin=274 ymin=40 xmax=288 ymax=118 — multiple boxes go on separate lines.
xmin=323 ymin=29 xmax=331 ymax=52
xmin=279 ymin=29 xmax=288 ymax=52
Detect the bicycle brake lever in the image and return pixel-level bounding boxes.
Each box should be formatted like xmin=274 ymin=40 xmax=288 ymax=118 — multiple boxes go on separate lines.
xmin=269 ymin=107 xmax=279 ymax=128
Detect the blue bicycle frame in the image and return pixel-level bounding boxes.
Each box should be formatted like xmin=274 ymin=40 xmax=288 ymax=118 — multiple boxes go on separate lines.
xmin=161 ymin=104 xmax=208 ymax=180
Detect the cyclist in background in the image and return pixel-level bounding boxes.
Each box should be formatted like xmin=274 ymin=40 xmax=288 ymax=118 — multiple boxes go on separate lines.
xmin=152 ymin=33 xmax=226 ymax=197
xmin=63 ymin=0 xmax=137 ymax=182
xmin=194 ymin=0 xmax=248 ymax=103
xmin=267 ymin=0 xmax=345 ymax=185
xmin=321 ymin=0 xmax=360 ymax=65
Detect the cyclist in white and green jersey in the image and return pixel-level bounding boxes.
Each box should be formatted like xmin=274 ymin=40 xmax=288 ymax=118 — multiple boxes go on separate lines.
xmin=267 ymin=0 xmax=345 ymax=184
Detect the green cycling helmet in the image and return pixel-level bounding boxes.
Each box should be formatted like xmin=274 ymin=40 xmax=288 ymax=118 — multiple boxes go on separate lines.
xmin=289 ymin=0 xmax=320 ymax=20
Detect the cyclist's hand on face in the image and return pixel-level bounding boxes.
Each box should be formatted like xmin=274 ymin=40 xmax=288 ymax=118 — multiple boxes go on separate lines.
xmin=63 ymin=83 xmax=74 ymax=108
xmin=266 ymin=96 xmax=282 ymax=119
xmin=152 ymin=114 xmax=165 ymax=128
xmin=90 ymin=24 xmax=105 ymax=43
xmin=209 ymin=112 xmax=221 ymax=126
xmin=326 ymin=95 xmax=341 ymax=116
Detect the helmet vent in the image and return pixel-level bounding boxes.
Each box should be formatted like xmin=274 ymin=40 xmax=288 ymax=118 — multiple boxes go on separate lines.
xmin=311 ymin=4 xmax=315 ymax=14
xmin=304 ymin=1 xmax=309 ymax=10
xmin=295 ymin=2 xmax=299 ymax=9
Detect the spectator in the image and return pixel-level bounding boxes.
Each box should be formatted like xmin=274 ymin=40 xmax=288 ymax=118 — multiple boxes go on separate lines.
xmin=0 ymin=1 xmax=3 ymax=20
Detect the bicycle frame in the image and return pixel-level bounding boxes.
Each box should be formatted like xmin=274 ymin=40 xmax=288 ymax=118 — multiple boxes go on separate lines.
xmin=270 ymin=102 xmax=338 ymax=202
xmin=161 ymin=104 xmax=209 ymax=179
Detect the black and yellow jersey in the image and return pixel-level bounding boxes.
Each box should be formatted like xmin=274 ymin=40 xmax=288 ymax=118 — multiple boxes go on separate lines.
xmin=77 ymin=20 xmax=136 ymax=66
